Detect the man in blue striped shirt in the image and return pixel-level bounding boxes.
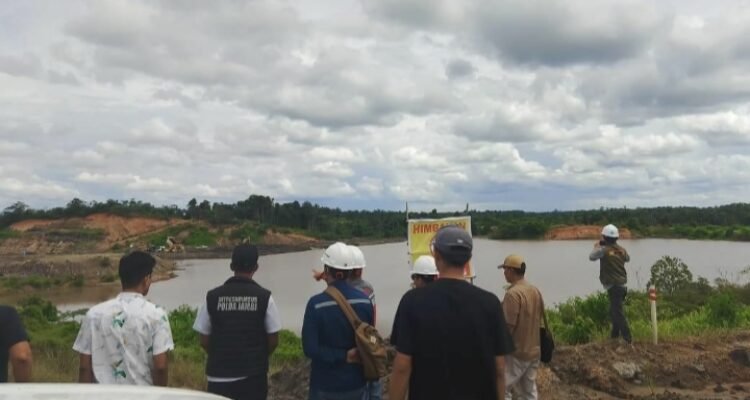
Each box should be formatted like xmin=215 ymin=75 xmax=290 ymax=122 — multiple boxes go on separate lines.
xmin=302 ymin=242 xmax=375 ymax=400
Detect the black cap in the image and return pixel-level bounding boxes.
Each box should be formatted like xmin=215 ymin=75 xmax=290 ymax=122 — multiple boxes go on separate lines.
xmin=433 ymin=225 xmax=473 ymax=257
xmin=231 ymin=244 xmax=259 ymax=270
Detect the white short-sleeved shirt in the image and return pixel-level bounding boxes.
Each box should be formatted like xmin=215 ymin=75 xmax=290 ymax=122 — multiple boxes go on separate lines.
xmin=193 ymin=295 xmax=281 ymax=382
xmin=73 ymin=292 xmax=174 ymax=385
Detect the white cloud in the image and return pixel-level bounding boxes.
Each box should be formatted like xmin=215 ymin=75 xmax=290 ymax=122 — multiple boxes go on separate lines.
xmin=355 ymin=176 xmax=384 ymax=196
xmin=2 ymin=0 xmax=750 ymax=211
xmin=312 ymin=161 xmax=354 ymax=178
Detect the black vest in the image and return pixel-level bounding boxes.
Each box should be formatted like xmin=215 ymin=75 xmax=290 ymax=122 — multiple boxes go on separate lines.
xmin=206 ymin=276 xmax=271 ymax=378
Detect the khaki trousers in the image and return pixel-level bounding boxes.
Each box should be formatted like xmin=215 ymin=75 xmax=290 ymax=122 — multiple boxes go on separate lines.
xmin=505 ymin=355 xmax=539 ymax=400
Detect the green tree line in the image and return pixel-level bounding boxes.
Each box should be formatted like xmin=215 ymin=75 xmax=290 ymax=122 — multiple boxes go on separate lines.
xmin=3 ymin=197 xmax=750 ymax=240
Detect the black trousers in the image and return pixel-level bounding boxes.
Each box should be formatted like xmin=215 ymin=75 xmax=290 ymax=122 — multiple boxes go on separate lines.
xmin=207 ymin=375 xmax=268 ymax=400
xmin=607 ymin=285 xmax=632 ymax=343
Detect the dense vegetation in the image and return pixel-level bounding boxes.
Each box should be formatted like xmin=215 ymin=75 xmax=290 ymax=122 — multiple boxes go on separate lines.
xmin=3 ymin=196 xmax=750 ymax=240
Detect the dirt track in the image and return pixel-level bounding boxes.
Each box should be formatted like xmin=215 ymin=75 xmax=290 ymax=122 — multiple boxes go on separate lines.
xmin=266 ymin=333 xmax=750 ymax=400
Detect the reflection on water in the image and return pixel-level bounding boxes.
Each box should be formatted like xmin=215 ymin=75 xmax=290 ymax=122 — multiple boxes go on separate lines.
xmin=8 ymin=238 xmax=750 ymax=335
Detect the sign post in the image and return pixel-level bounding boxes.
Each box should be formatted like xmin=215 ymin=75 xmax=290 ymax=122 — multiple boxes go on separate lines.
xmin=407 ymin=216 xmax=474 ymax=282
xmin=649 ymin=286 xmax=658 ymax=345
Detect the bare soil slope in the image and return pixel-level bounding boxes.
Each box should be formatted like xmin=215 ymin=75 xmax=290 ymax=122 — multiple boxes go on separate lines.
xmin=262 ymin=230 xmax=318 ymax=246
xmin=2 ymin=214 xmax=322 ymax=257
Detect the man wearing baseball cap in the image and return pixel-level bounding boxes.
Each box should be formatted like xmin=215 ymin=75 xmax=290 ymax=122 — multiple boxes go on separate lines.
xmin=500 ymin=254 xmax=544 ymax=400
xmin=390 ymin=225 xmax=515 ymax=400
xmin=193 ymin=244 xmax=281 ymax=400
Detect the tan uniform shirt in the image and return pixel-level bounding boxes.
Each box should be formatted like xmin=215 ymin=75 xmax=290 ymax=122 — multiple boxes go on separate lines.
xmin=502 ymin=279 xmax=543 ymax=361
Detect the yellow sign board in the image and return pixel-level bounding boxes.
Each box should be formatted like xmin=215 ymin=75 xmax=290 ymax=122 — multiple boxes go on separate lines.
xmin=407 ymin=216 xmax=474 ymax=278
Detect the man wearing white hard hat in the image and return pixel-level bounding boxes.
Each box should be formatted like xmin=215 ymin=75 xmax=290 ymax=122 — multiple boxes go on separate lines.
xmin=302 ymin=242 xmax=375 ymax=400
xmin=391 ymin=255 xmax=439 ymax=349
xmin=410 ymin=255 xmax=438 ymax=289
xmin=589 ymin=224 xmax=632 ymax=344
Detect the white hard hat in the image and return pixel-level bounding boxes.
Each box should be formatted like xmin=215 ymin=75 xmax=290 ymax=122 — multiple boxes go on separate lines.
xmin=412 ymin=255 xmax=438 ymax=276
xmin=602 ymin=224 xmax=619 ymax=238
xmin=321 ymin=242 xmax=356 ymax=270
xmin=347 ymin=245 xmax=366 ymax=269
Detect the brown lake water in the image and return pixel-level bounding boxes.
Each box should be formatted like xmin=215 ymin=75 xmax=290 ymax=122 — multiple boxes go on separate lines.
xmin=27 ymin=239 xmax=750 ymax=335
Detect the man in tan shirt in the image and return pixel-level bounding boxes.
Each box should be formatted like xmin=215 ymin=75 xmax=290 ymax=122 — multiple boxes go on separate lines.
xmin=500 ymin=254 xmax=543 ymax=400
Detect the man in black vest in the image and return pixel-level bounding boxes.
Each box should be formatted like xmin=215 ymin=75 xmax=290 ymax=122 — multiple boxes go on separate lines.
xmin=193 ymin=244 xmax=281 ymax=400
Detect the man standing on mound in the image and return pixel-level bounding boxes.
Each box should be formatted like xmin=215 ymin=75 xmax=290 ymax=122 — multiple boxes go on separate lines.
xmin=589 ymin=224 xmax=632 ymax=344
xmin=193 ymin=244 xmax=281 ymax=400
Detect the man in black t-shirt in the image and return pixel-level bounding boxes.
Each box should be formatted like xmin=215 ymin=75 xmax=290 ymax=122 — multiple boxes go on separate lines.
xmin=0 ymin=305 xmax=32 ymax=383
xmin=390 ymin=226 xmax=515 ymax=400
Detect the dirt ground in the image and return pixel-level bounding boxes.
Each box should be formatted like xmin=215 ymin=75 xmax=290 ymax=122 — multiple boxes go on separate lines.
xmin=9 ymin=213 xmax=186 ymax=251
xmin=539 ymin=332 xmax=750 ymax=399
xmin=268 ymin=332 xmax=750 ymax=400
xmin=2 ymin=214 xmax=325 ymax=257
xmin=0 ymin=253 xmax=176 ymax=286
xmin=545 ymin=225 xmax=633 ymax=240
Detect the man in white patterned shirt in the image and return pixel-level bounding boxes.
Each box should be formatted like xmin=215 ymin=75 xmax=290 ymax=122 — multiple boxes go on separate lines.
xmin=73 ymin=251 xmax=174 ymax=386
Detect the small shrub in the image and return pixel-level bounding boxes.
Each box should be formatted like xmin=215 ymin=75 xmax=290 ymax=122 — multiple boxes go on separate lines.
xmin=576 ymin=291 xmax=610 ymax=328
xmin=706 ymin=291 xmax=740 ymax=327
xmin=560 ymin=316 xmax=597 ymax=344
xmin=272 ymin=329 xmax=304 ymax=364
xmin=18 ymin=296 xmax=59 ymax=323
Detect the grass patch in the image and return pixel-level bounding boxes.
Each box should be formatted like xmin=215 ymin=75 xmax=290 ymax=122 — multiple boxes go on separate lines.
xmin=0 ymin=228 xmax=20 ymax=241
xmin=183 ymin=227 xmax=219 ymax=247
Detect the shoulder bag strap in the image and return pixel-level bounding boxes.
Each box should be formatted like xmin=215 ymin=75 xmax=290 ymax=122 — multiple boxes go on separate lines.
xmin=325 ymin=286 xmax=362 ymax=330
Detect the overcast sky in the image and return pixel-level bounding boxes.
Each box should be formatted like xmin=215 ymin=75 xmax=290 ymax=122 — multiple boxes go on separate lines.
xmin=2 ymin=0 xmax=750 ymax=212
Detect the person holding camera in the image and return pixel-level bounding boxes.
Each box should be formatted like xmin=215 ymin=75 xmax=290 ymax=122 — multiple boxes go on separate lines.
xmin=589 ymin=224 xmax=632 ymax=345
